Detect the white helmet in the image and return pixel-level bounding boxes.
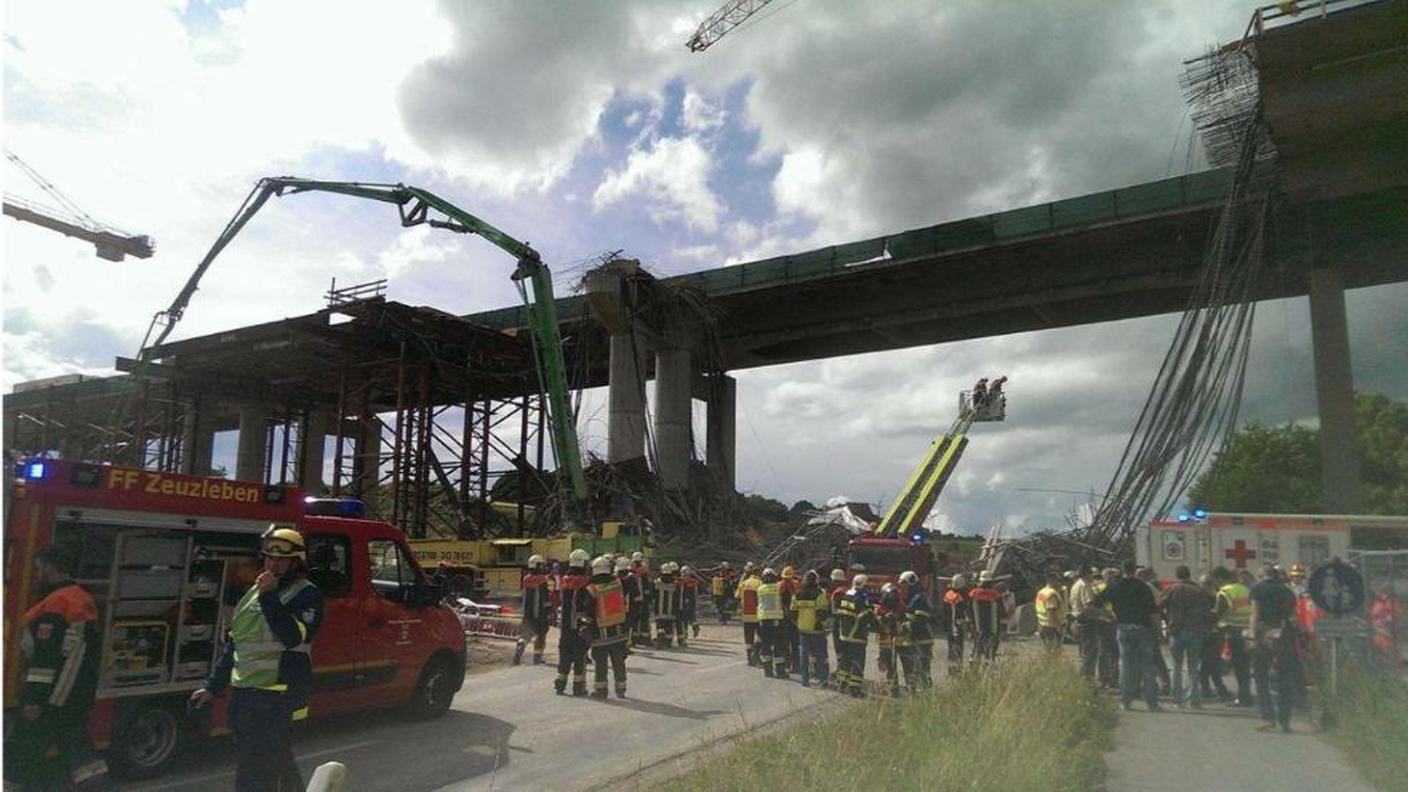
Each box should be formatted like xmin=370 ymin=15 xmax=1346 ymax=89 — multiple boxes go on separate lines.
xmin=528 ymin=554 xmax=546 ymax=569
xmin=720 ymin=561 xmax=731 ymax=569
xmin=631 ymin=551 xmax=645 ymax=562
xmin=680 ymin=565 xmax=693 ymax=575
xmin=881 ymin=582 xmax=896 ymax=593
xmin=899 ymin=570 xmax=919 ymax=586
xmin=615 ymin=557 xmax=631 ymax=573
xmin=663 ymin=562 xmax=679 ymax=574
xmin=568 ymin=549 xmax=590 ymax=568
xmin=763 ymin=567 xmax=777 ymax=577
xmin=591 ymin=555 xmax=612 ymax=575
xmin=830 ymin=569 xmax=847 ymax=582
xmin=852 ymin=574 xmax=869 ymax=589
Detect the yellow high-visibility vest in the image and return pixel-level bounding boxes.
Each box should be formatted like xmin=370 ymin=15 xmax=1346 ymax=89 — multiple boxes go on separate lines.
xmin=1217 ymin=583 xmax=1252 ymax=629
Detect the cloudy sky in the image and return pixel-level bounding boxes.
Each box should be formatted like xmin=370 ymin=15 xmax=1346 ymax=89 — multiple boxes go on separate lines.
xmin=5 ymin=0 xmax=1405 ymax=535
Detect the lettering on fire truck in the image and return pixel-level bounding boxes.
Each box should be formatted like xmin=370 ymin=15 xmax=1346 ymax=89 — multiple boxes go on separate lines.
xmin=107 ymin=468 xmax=263 ymax=504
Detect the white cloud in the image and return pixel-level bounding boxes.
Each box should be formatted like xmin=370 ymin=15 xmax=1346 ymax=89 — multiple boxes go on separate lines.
xmin=593 ymin=136 xmax=722 ymax=232
xmin=681 ymin=88 xmax=726 ymax=132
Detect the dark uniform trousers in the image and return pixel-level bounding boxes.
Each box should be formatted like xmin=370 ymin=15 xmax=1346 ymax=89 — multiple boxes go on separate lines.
xmin=232 ymin=687 xmax=303 ymax=792
xmin=556 ymin=632 xmax=588 ymax=694
xmin=4 ymin=706 xmax=109 ymax=790
xmin=758 ymin=619 xmax=787 ymax=677
xmin=837 ymin=640 xmax=866 ymax=696
xmin=591 ymin=642 xmax=629 ymax=696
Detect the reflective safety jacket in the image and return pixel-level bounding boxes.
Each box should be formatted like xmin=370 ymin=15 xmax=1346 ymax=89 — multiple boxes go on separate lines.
xmin=522 ymin=572 xmax=556 ymax=621
xmin=580 ymin=574 xmax=630 ymax=647
xmin=875 ymin=598 xmax=904 ymax=647
xmin=21 ymin=581 xmax=100 ymax=712
xmin=756 ymin=582 xmax=784 ymax=621
xmin=622 ymin=570 xmax=644 ymax=606
xmin=1216 ymin=583 xmax=1252 ymax=629
xmin=1035 ymin=585 xmax=1066 ymax=629
xmin=711 ymin=572 xmax=732 ymax=597
xmin=653 ymin=574 xmax=680 ymax=620
xmin=679 ymin=575 xmax=698 ymax=619
xmin=558 ymin=573 xmax=591 ymax=636
xmin=941 ymin=588 xmax=969 ymax=638
xmin=905 ymin=589 xmax=935 ymax=645
xmin=779 ymin=577 xmax=800 ymax=624
xmin=792 ymin=585 xmax=830 ymax=634
xmin=834 ymin=590 xmax=878 ymax=644
xmin=736 ymin=575 xmax=762 ymax=623
xmin=208 ymin=575 xmax=323 ymax=719
xmin=969 ymin=585 xmax=1005 ymax=635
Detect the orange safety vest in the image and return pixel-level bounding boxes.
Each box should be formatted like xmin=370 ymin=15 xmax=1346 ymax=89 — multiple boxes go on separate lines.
xmin=590 ymin=580 xmax=627 ymax=628
xmin=23 ymin=583 xmax=99 ymax=626
xmin=737 ymin=576 xmax=761 ymax=623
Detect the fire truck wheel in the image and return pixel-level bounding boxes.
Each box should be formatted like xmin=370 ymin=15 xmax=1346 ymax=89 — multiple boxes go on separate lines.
xmin=110 ymin=700 xmax=186 ymax=779
xmin=406 ymin=653 xmax=460 ymax=719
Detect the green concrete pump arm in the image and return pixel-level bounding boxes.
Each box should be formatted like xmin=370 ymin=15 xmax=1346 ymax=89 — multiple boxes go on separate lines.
xmin=144 ymin=177 xmax=589 ymax=521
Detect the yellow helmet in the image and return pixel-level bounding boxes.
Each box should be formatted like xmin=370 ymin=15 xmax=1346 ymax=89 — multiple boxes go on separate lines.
xmin=261 ymin=525 xmax=306 ymax=559
xmin=782 ymin=566 xmax=796 ymax=579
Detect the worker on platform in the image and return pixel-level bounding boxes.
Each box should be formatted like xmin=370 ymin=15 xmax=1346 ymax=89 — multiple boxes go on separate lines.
xmin=1035 ymin=571 xmax=1067 ymax=653
xmin=515 ymin=555 xmax=556 ymax=666
xmin=554 ymin=549 xmax=592 ymax=696
xmin=1213 ymin=566 xmax=1254 ymax=707
xmin=756 ymin=568 xmax=788 ymax=678
xmin=712 ymin=561 xmax=735 ymax=623
xmin=191 ymin=525 xmax=323 ymax=792
xmin=941 ymin=574 xmax=971 ymax=675
xmin=792 ymin=570 xmax=831 ymax=687
xmin=780 ymin=566 xmax=801 ymax=671
xmin=900 ymin=570 xmax=935 ymax=688
xmin=630 ymin=552 xmax=653 ymax=647
xmin=580 ymin=556 xmax=630 ymax=699
xmin=737 ymin=562 xmax=763 ymax=666
xmin=5 ymin=547 xmax=109 ymax=791
xmin=833 ymin=574 xmax=878 ymax=697
xmin=680 ymin=565 xmax=701 ymax=638
xmin=969 ymin=570 xmax=1006 ymax=664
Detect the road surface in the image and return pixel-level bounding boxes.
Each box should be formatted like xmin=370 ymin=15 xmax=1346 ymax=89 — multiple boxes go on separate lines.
xmin=121 ymin=623 xmax=847 ymax=791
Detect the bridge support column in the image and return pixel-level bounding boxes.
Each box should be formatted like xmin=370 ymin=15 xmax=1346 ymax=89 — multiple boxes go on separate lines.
xmin=1308 ymin=266 xmax=1363 ymax=513
xmin=299 ymin=410 xmax=332 ymax=494
xmin=608 ymin=333 xmax=648 ymax=464
xmin=654 ymin=348 xmax=692 ymax=490
xmin=356 ymin=420 xmax=382 ymax=512
xmin=706 ymin=374 xmax=736 ymax=492
xmin=180 ymin=398 xmax=216 ymax=476
xmin=235 ymin=403 xmax=270 ymax=483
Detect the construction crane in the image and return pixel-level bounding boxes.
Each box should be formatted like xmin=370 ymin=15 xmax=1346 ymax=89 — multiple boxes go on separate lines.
xmin=686 ymin=0 xmax=776 ymax=51
xmin=3 ymin=150 xmax=154 ymax=261
xmin=135 ymin=177 xmax=589 ymax=522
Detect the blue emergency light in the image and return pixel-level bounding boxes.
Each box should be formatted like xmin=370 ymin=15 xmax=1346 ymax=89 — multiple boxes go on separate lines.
xmin=1193 ymin=508 xmax=1208 ymax=519
xmin=304 ymin=497 xmax=367 ymax=518
xmin=1177 ymin=513 xmax=1191 ymax=523
xmin=24 ymin=461 xmax=46 ymax=480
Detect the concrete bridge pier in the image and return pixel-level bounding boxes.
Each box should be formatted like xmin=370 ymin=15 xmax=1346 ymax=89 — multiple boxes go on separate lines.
xmin=608 ymin=333 xmax=648 ymax=464
xmin=1309 ymin=266 xmax=1363 ymax=513
xmin=179 ymin=398 xmax=216 ymax=476
xmin=299 ymin=410 xmax=333 ymax=494
xmin=235 ymin=403 xmax=270 ymax=483
xmin=654 ymin=347 xmax=693 ymax=489
xmin=705 ymin=374 xmax=736 ymax=492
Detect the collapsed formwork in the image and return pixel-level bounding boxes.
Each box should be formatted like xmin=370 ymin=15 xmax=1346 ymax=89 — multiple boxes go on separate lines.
xmin=3 ymin=293 xmax=557 ymax=540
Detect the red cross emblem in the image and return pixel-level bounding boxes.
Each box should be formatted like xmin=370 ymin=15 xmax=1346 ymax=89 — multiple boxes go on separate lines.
xmin=1224 ymin=539 xmax=1257 ymax=569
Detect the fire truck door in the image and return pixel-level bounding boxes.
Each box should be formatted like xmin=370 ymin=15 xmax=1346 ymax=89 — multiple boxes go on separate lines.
xmin=303 ymin=532 xmax=363 ymax=714
xmin=359 ymin=538 xmax=424 ymax=698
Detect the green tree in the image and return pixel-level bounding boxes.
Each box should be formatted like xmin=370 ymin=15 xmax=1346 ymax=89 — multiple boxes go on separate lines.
xmin=1188 ymin=394 xmax=1408 ymax=514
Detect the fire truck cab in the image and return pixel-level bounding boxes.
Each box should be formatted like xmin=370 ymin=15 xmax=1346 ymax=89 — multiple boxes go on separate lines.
xmin=4 ymin=459 xmax=466 ymax=778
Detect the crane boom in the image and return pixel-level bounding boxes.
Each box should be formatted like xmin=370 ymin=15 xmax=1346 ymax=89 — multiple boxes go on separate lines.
xmin=686 ymin=0 xmax=775 ymax=51
xmin=138 ymin=177 xmax=588 ymax=521
xmin=4 ymin=151 xmax=154 ymax=261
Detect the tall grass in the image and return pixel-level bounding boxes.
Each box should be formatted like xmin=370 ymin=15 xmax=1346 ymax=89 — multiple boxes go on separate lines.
xmin=672 ymin=655 xmax=1114 ymax=792
xmin=1324 ymin=662 xmax=1408 ymax=791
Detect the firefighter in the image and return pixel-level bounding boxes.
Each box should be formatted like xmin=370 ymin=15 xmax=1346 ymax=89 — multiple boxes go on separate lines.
xmin=554 ymin=549 xmax=592 ymax=696
xmin=833 ymin=574 xmax=877 ymax=697
xmin=792 ymin=570 xmax=831 ymax=687
xmin=191 ymin=526 xmax=322 ymax=792
xmin=941 ymin=574 xmax=971 ymax=675
xmin=680 ymin=565 xmax=701 ymax=638
xmin=736 ymin=562 xmax=763 ymax=666
xmin=1213 ymin=566 xmax=1254 ymax=706
xmin=4 ymin=547 xmax=109 ymax=791
xmin=1035 ymin=571 xmax=1067 ymax=653
xmin=1370 ymin=582 xmax=1401 ymax=667
xmin=653 ymin=562 xmax=683 ymax=648
xmin=580 ymin=556 xmax=630 ymax=699
xmin=619 ymin=555 xmax=643 ymax=654
xmin=969 ymin=570 xmax=1005 ymax=664
xmin=779 ymin=566 xmax=801 ymax=672
xmin=901 ymin=570 xmax=935 ymax=689
xmin=828 ymin=568 xmax=849 ymax=675
xmin=711 ymin=562 xmax=735 ymax=623
xmin=875 ymin=583 xmax=912 ymax=696
xmin=756 ymin=568 xmax=788 ymax=678
xmin=515 ymin=555 xmax=555 ymax=666
xmin=630 ymin=552 xmax=653 ymax=647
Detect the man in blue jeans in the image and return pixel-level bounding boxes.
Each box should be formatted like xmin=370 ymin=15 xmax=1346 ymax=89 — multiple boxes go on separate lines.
xmin=1092 ymin=560 xmax=1161 ymax=711
xmin=1159 ymin=564 xmax=1212 ymax=708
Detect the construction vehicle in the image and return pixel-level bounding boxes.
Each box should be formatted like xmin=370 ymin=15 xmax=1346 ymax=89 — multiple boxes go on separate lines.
xmin=846 ymin=377 xmax=1008 ymax=589
xmin=4 ymin=150 xmax=154 ymax=261
xmin=4 ymin=458 xmax=466 ymax=778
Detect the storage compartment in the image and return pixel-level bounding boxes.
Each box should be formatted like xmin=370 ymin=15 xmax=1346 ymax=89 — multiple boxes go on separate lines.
xmin=116 ymin=568 xmax=183 ymax=599
xmin=175 ymin=661 xmax=211 ymax=680
xmin=179 ymin=624 xmax=214 ymax=642
xmin=114 ymin=600 xmax=177 ymax=619
xmin=120 ymin=533 xmax=188 ymax=567
xmin=103 ymin=621 xmax=171 ymax=688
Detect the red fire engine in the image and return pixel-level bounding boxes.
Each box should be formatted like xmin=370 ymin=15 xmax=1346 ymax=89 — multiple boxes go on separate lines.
xmin=4 ymin=459 xmax=466 ymax=777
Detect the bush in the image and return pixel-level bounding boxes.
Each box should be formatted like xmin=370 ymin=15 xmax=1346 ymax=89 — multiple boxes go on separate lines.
xmin=1324 ymin=663 xmax=1408 ymax=791
xmin=673 ymin=655 xmax=1114 ymax=791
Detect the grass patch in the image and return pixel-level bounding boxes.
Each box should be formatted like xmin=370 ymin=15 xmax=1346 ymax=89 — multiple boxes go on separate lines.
xmin=1324 ymin=663 xmax=1408 ymax=791
xmin=671 ymin=654 xmax=1114 ymax=791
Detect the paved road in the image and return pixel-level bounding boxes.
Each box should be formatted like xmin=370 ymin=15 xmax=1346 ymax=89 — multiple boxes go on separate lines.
xmin=1103 ymin=697 xmax=1374 ymax=792
xmin=122 ymin=623 xmax=845 ymax=791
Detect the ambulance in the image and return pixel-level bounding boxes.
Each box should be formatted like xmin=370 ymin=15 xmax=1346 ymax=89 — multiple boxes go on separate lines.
xmin=1136 ymin=511 xmax=1408 ymax=583
xmin=4 ymin=459 xmax=467 ymax=778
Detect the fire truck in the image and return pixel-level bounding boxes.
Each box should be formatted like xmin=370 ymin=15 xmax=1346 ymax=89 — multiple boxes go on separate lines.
xmin=4 ymin=459 xmax=467 ymax=778
xmin=1136 ymin=511 xmax=1408 ymax=583
xmin=846 ymin=378 xmax=1007 ymax=588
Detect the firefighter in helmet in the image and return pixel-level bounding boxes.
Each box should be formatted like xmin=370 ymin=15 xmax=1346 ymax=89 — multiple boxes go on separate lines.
xmin=756 ymin=568 xmax=787 ymax=678
xmin=191 ymin=525 xmax=323 ymax=792
xmin=555 ymin=549 xmax=592 ymax=695
xmin=833 ymin=574 xmax=878 ymax=697
xmin=653 ymin=562 xmax=683 ymax=648
xmin=515 ymin=555 xmax=555 ymax=665
xmin=736 ymin=562 xmax=763 ymax=665
xmin=580 ymin=556 xmax=630 ymax=699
